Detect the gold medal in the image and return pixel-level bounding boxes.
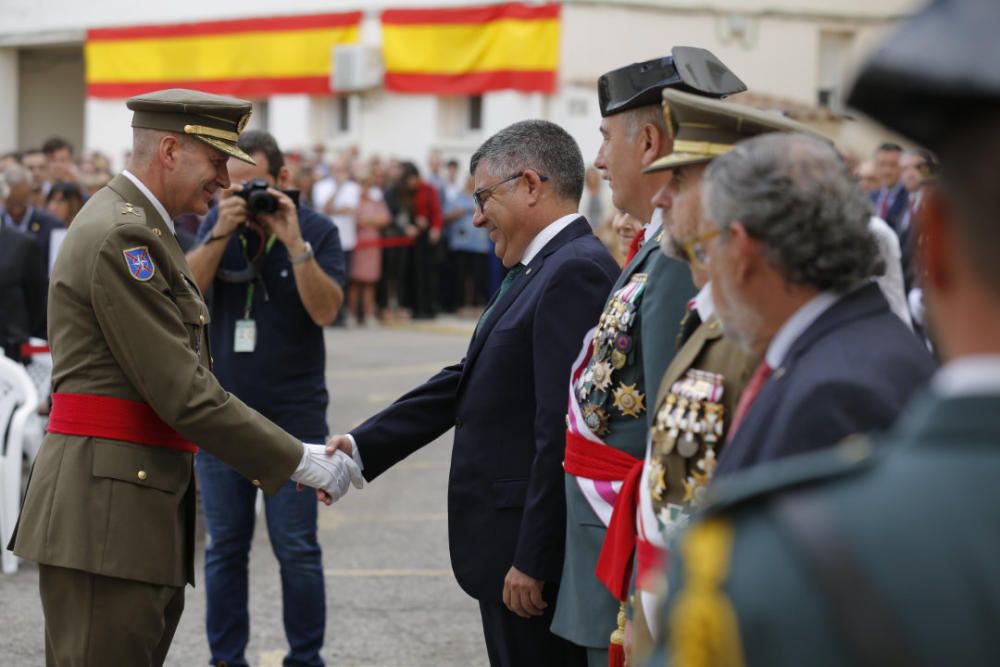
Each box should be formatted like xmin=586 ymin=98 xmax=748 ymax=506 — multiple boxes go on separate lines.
xmin=611 ymin=349 xmax=627 ymax=370
xmin=590 ymin=360 xmax=614 ymax=392
xmin=612 ymin=382 xmax=645 ymax=418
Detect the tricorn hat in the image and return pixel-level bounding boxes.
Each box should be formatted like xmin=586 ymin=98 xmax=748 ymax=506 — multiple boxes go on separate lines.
xmin=598 ymin=46 xmax=747 ymax=117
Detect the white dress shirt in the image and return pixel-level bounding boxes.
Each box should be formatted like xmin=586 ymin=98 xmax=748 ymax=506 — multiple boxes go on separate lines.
xmin=519 ymin=213 xmax=580 ymax=266
xmin=3 ymin=205 xmax=34 ymax=232
xmin=693 ymin=282 xmax=715 ymax=322
xmin=122 ymin=170 xmax=175 ymax=234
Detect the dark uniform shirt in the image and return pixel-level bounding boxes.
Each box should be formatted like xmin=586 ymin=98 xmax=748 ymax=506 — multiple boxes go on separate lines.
xmin=197 ymin=205 xmax=345 ymax=441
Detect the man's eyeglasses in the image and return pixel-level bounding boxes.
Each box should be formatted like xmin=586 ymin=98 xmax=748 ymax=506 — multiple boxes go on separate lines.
xmin=473 ymin=171 xmax=549 ymax=213
xmin=679 ymin=227 xmax=723 ymax=270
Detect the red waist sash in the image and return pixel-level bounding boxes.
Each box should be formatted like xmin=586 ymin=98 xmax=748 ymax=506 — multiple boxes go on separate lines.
xmin=48 ymin=393 xmax=198 ymax=454
xmin=564 ymin=430 xmax=642 ymax=601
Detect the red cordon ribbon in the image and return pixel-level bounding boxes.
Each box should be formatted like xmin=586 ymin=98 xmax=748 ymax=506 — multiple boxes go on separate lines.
xmin=48 ymin=393 xmax=198 ymax=454
xmin=20 ymin=343 xmax=50 ymax=356
xmin=635 ymin=536 xmax=667 ymax=590
xmin=563 ymin=430 xmax=642 ymax=600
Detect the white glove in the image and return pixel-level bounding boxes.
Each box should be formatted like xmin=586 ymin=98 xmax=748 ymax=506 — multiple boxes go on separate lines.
xmin=290 ymin=443 xmax=364 ymax=501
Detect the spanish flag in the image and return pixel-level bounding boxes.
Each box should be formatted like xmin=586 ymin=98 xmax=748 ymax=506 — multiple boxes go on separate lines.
xmin=85 ymin=12 xmax=362 ymax=99
xmin=381 ymin=3 xmax=560 ymax=95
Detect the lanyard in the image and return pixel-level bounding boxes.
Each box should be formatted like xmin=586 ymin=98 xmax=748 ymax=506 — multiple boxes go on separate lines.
xmin=240 ymin=232 xmax=278 ymax=319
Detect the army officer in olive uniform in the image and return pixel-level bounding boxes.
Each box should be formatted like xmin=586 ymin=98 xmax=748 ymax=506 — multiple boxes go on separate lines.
xmin=627 ymin=89 xmax=821 ymax=663
xmin=10 ymin=89 xmax=361 ymax=667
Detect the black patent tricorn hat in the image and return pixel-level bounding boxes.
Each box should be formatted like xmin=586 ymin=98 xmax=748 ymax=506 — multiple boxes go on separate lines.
xmin=598 ymin=46 xmax=747 ymax=117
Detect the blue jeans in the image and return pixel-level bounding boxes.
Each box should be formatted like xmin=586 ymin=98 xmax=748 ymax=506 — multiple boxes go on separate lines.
xmin=196 ymin=450 xmax=326 ymax=667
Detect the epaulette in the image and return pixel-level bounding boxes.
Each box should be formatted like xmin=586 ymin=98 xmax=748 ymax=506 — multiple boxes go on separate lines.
xmin=113 ymin=200 xmax=147 ymax=225
xmin=698 ymin=436 xmax=878 ymax=517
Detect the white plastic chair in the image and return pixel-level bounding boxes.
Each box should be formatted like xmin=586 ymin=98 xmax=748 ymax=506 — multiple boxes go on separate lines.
xmin=0 ymin=354 xmax=39 ymax=574
xmin=21 ymin=338 xmax=52 ymax=465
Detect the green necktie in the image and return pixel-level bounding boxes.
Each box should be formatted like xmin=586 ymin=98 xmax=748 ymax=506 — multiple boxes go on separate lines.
xmin=475 ymin=263 xmax=525 ymax=338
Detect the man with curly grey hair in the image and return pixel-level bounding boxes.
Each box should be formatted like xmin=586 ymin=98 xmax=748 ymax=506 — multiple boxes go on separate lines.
xmin=696 ymin=132 xmax=935 ymax=477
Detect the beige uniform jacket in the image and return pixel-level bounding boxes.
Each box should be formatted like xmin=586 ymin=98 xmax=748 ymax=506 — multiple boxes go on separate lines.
xmin=647 ymin=315 xmax=756 ymax=520
xmin=11 ymin=174 xmax=302 ymax=588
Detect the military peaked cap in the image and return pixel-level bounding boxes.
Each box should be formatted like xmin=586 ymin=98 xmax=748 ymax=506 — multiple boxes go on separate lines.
xmin=644 ymin=89 xmax=823 ymax=173
xmin=127 ymin=89 xmax=256 ymax=165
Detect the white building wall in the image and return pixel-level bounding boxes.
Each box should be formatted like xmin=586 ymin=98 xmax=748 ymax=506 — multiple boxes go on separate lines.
xmin=0 ymin=48 xmax=17 ymax=153
xmin=3 ymin=0 xmax=925 ymax=167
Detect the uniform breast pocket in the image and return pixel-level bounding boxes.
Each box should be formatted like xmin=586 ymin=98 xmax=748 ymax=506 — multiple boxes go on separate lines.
xmin=175 ymin=292 xmax=210 ymax=356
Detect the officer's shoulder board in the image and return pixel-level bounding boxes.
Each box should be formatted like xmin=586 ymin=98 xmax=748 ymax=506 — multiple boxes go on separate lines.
xmin=113 ymin=200 xmax=147 ymax=226
xmin=699 ymin=435 xmax=878 ymax=518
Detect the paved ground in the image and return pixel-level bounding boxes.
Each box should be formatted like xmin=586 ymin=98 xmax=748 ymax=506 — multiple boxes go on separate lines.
xmin=0 ymin=317 xmax=492 ymax=667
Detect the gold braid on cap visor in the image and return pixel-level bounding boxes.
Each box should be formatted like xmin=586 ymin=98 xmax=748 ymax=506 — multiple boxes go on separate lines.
xmin=672 ymin=140 xmax=733 ymax=157
xmin=183 ymin=124 xmax=239 ymax=142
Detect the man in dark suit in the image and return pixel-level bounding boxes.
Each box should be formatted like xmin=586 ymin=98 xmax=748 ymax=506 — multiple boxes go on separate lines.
xmin=0 ymin=224 xmax=46 ymax=353
xmin=693 ymin=131 xmax=935 ymax=478
xmin=652 ymin=2 xmax=1000 ymax=664
xmin=2 ymin=164 xmax=64 ymax=275
xmin=326 ymin=120 xmax=619 ymax=667
xmin=870 ymin=142 xmax=908 ymax=231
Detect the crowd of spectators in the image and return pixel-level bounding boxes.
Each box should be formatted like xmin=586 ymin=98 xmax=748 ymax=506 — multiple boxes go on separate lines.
xmin=1 ymin=132 xmax=930 ymax=351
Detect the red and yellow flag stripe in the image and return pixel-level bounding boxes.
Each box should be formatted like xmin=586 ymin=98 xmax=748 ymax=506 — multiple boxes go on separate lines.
xmin=381 ymin=3 xmax=560 ymax=95
xmin=85 ymin=12 xmax=362 ymax=98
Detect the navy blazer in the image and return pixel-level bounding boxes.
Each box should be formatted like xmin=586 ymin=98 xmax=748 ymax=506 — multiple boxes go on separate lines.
xmin=2 ymin=207 xmax=63 ymax=275
xmin=0 ymin=225 xmax=46 ymax=342
xmin=715 ymin=283 xmax=935 ymax=477
xmin=870 ymin=185 xmax=908 ymax=233
xmin=351 ymin=217 xmax=619 ymax=601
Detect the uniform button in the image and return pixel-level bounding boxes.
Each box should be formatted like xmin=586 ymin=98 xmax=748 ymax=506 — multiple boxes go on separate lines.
xmin=137 ymin=470 xmax=147 ymax=481
xmin=199 ymin=314 xmax=206 ymax=324
xmin=252 ymin=479 xmax=261 ymax=487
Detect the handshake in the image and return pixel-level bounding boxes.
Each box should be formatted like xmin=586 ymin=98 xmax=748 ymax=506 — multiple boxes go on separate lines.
xmin=289 ymin=436 xmax=362 ymax=506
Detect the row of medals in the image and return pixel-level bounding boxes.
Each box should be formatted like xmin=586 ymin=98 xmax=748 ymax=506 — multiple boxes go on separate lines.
xmin=575 ymin=278 xmax=647 ymax=437
xmin=649 ymin=369 xmax=726 ymax=510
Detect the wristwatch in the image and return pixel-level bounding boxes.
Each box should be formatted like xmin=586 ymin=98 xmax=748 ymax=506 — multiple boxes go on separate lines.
xmin=289 ymin=241 xmax=314 ymax=264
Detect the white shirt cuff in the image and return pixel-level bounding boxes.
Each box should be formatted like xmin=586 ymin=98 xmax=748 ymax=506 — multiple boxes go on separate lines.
xmin=346 ymin=433 xmax=364 ymax=471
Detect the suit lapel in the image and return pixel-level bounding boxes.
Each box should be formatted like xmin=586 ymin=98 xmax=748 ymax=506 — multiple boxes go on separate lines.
xmin=107 ymin=174 xmax=201 ymax=295
xmin=463 ymin=217 xmax=590 ymax=371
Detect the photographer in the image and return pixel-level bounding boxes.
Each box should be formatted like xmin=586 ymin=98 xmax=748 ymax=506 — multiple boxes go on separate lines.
xmin=185 ymin=129 xmax=345 ymax=667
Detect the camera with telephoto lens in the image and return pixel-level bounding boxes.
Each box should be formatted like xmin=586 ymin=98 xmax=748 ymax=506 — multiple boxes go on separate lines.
xmin=235 ymin=178 xmax=279 ymax=216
